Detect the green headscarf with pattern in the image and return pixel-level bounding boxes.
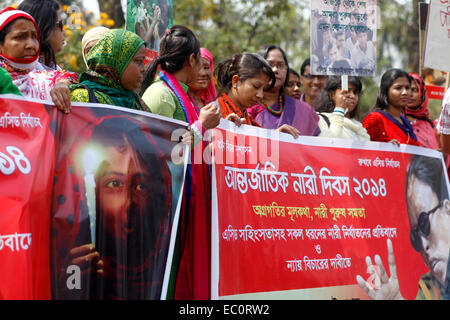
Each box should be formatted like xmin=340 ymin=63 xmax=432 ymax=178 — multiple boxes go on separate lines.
xmin=71 ymin=29 xmax=146 ymax=110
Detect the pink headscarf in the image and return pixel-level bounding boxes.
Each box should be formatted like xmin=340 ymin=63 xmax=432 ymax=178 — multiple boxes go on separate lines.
xmin=405 ymin=73 xmax=431 ymax=123
xmin=199 ymin=48 xmax=217 ymax=104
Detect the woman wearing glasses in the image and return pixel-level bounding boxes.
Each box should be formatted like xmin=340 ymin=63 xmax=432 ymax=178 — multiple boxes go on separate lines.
xmin=248 ymin=45 xmax=320 ymax=137
xmin=18 ymin=0 xmax=66 ymax=71
xmin=357 ymin=155 xmax=450 ymax=300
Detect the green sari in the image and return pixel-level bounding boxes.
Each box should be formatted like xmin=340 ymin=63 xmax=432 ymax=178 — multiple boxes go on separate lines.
xmin=70 ymin=29 xmax=146 ymax=110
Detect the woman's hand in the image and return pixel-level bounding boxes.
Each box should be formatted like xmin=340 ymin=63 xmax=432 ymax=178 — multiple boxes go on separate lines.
xmin=356 ymin=239 xmax=404 ymax=300
xmin=389 ymin=139 xmax=401 ymax=146
xmin=277 ymin=124 xmax=300 ymax=139
xmin=199 ymin=102 xmax=221 ymax=130
xmin=68 ymin=244 xmax=104 ymax=276
xmin=50 ymin=81 xmax=72 ymax=114
xmin=181 ymin=127 xmax=193 ymax=148
xmin=226 ymin=113 xmax=244 ymax=127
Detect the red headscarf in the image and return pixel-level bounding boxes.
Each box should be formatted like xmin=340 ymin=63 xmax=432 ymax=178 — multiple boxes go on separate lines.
xmin=199 ymin=48 xmax=217 ymax=104
xmin=405 ymin=73 xmax=433 ymax=125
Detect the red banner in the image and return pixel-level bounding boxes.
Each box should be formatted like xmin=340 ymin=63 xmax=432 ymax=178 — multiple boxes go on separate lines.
xmin=211 ymin=121 xmax=449 ymax=300
xmin=426 ymin=85 xmax=446 ymax=100
xmin=0 ymin=95 xmax=188 ymax=300
xmin=0 ymin=95 xmax=55 ymax=299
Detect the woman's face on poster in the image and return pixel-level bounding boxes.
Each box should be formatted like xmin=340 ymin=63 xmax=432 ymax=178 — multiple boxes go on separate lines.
xmin=96 ymin=138 xmax=151 ymax=245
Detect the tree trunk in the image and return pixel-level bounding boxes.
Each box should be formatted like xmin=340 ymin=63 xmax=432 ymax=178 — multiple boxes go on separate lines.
xmin=97 ymin=0 xmax=125 ymax=28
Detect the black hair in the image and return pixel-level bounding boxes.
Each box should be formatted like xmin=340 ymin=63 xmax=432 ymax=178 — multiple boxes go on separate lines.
xmin=18 ymin=0 xmax=61 ymax=69
xmin=216 ymin=52 xmax=275 ymax=94
xmin=257 ymin=45 xmax=289 ymax=92
xmin=300 ymin=58 xmax=310 ymax=76
xmin=139 ymin=25 xmax=200 ymax=96
xmin=406 ymin=155 xmax=449 ymax=204
xmin=316 ymin=75 xmax=362 ymax=119
xmin=372 ymin=68 xmax=411 ymax=111
xmin=288 ymin=68 xmax=300 ymax=79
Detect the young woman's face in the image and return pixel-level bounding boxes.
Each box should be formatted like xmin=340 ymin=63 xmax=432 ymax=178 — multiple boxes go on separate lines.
xmin=406 ymin=176 xmax=450 ymax=285
xmin=407 ymin=80 xmax=421 ymax=109
xmin=265 ymin=48 xmax=288 ymax=90
xmin=96 ymin=138 xmax=151 ymax=245
xmin=331 ymin=82 xmax=359 ymax=114
xmin=121 ymin=45 xmax=146 ymax=91
xmin=188 ymin=57 xmax=211 ymax=92
xmin=387 ymin=76 xmax=411 ymax=110
xmin=284 ymin=72 xmax=302 ymax=100
xmin=47 ymin=9 xmax=65 ymax=55
xmin=0 ymin=19 xmax=39 ymax=60
xmin=233 ymin=72 xmax=270 ymax=110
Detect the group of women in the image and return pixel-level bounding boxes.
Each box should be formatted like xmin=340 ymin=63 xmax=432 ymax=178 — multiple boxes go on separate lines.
xmin=0 ymin=1 xmax=445 ymax=300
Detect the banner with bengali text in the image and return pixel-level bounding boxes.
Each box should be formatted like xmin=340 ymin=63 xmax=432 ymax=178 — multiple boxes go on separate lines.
xmin=0 ymin=95 xmax=188 ymax=300
xmin=211 ymin=120 xmax=450 ymax=300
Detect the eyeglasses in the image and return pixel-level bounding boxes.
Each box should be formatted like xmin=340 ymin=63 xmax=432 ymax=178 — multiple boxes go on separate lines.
xmin=302 ymin=74 xmax=328 ymax=80
xmin=409 ymin=202 xmax=441 ymax=252
xmin=267 ymin=61 xmax=287 ymax=70
xmin=56 ymin=20 xmax=64 ymax=31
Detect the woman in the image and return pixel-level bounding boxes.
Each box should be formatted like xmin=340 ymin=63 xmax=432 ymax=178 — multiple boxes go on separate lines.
xmin=141 ymin=25 xmax=220 ymax=300
xmin=215 ymin=52 xmax=299 ymax=138
xmin=248 ymin=45 xmax=320 ymax=136
xmin=316 ymin=75 xmax=370 ymax=140
xmin=362 ymin=68 xmax=421 ymax=146
xmin=283 ymin=67 xmax=302 ymax=100
xmin=70 ymin=29 xmax=147 ymax=111
xmin=18 ymin=0 xmax=66 ymax=71
xmin=81 ymin=26 xmax=109 ymax=68
xmin=51 ymin=115 xmax=173 ymax=299
xmin=187 ymin=47 xmax=217 ymax=109
xmin=405 ymin=73 xmax=439 ymax=149
xmin=0 ymin=7 xmax=76 ymax=113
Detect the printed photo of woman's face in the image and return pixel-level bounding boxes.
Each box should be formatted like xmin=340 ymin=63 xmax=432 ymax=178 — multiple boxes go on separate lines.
xmin=95 ymin=135 xmax=152 ymax=246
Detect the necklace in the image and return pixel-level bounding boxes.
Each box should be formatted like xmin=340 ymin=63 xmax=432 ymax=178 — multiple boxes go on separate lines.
xmin=262 ymin=95 xmax=283 ymax=116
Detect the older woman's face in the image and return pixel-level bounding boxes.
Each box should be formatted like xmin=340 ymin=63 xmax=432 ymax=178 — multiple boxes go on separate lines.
xmin=188 ymin=57 xmax=211 ymax=92
xmin=265 ymin=48 xmax=288 ymax=90
xmin=406 ymin=175 xmax=450 ymax=285
xmin=96 ymin=138 xmax=151 ymax=245
xmin=0 ymin=19 xmax=39 ymax=60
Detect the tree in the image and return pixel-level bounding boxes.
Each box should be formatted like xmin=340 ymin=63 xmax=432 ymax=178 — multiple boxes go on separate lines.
xmin=97 ymin=0 xmax=125 ymax=28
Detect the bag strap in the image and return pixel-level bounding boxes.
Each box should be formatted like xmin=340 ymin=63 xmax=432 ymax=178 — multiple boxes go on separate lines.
xmin=318 ymin=113 xmax=330 ymax=127
xmin=77 ymin=83 xmax=98 ymax=103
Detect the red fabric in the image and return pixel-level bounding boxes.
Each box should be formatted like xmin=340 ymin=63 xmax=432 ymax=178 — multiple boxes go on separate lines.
xmin=362 ymin=111 xmax=422 ymax=146
xmin=173 ymin=75 xmax=211 ymax=300
xmin=218 ymin=93 xmax=261 ymax=127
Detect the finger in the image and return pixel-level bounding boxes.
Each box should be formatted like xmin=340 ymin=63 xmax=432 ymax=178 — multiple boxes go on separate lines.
xmin=69 ymin=244 xmax=95 ymax=257
xmin=386 ymin=239 xmax=399 ymax=280
xmin=356 ymin=274 xmax=374 ymax=298
xmin=374 ymin=254 xmax=389 ymax=284
xmin=60 ymin=88 xmax=72 ymax=112
xmin=71 ymin=251 xmax=100 ymax=268
xmin=53 ymin=89 xmax=70 ymax=114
